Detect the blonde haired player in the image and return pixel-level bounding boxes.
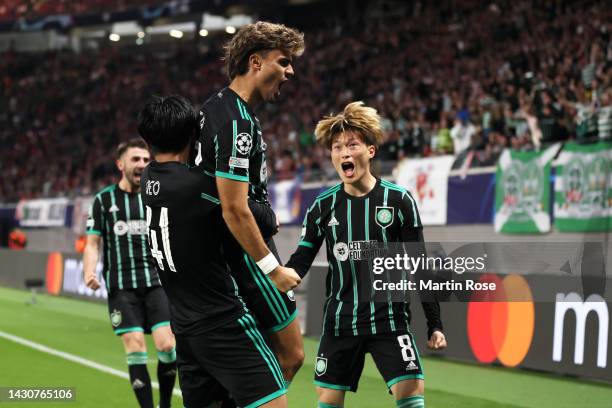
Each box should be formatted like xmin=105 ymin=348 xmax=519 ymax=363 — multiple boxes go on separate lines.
xmin=286 ymin=102 xmax=446 ymax=408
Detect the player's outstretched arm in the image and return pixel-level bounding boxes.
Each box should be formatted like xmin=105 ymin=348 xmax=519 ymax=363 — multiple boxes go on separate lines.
xmin=217 ymin=177 xmax=301 ymax=291
xmin=83 ymin=234 xmax=101 ymax=290
xmin=285 ymin=201 xmax=324 ymax=278
xmin=285 ymin=243 xmax=320 ymax=279
xmin=405 ymin=228 xmax=445 ymax=346
xmin=399 ymin=191 xmax=445 ymax=346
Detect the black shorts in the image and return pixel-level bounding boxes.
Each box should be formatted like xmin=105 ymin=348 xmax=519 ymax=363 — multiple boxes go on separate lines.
xmin=313 ymin=331 xmax=424 ymax=393
xmin=230 ymin=238 xmax=297 ymax=333
xmin=177 ymin=313 xmax=286 ymax=408
xmin=107 ymin=286 xmax=171 ymax=336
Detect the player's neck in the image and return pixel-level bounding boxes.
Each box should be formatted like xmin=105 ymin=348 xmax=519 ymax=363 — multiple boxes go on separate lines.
xmin=118 ymin=177 xmax=139 ymax=193
xmin=155 ymin=150 xmax=189 ymax=164
xmin=343 ymin=172 xmax=377 ymax=197
xmin=229 ymin=77 xmax=261 ymax=108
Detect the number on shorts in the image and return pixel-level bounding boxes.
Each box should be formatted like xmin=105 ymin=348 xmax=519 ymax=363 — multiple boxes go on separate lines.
xmin=146 ymin=206 xmax=176 ymax=272
xmin=397 ymin=334 xmax=416 ymax=362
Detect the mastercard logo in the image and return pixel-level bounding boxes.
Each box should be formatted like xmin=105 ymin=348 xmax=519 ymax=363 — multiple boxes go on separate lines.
xmin=46 ymin=252 xmax=63 ymax=296
xmin=467 ymin=274 xmax=534 ymax=367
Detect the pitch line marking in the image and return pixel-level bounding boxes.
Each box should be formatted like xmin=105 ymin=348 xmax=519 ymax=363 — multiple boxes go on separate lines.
xmin=0 ymin=330 xmax=182 ymax=398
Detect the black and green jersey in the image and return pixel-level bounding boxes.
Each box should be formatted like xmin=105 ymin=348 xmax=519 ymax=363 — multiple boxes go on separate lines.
xmin=196 ymin=87 xmax=269 ymax=203
xmin=141 ymin=162 xmax=247 ymax=335
xmin=287 ymin=178 xmax=442 ymax=337
xmin=86 ymin=184 xmax=159 ymax=292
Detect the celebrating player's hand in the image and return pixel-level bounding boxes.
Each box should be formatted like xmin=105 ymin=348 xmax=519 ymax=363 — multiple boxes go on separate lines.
xmin=427 ymin=330 xmax=447 ymax=350
xmin=268 ymin=266 xmax=301 ymax=292
xmin=84 ymin=273 xmax=100 ymax=290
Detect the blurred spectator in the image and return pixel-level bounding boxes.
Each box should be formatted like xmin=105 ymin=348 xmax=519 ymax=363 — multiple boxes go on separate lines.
xmin=274 ymin=150 xmax=297 ymax=181
xmin=431 ymin=115 xmax=453 ymax=154
xmin=517 ymin=103 xmax=542 ymax=149
xmin=450 ymin=116 xmax=476 ymax=155
xmin=598 ymin=88 xmax=612 ymax=140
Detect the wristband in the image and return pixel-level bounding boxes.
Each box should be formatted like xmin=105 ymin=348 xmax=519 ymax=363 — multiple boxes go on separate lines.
xmin=256 ymin=252 xmax=280 ymax=275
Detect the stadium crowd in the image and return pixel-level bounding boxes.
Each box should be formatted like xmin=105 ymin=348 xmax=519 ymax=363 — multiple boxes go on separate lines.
xmin=0 ymin=0 xmax=157 ymax=22
xmin=0 ymin=0 xmax=610 ymax=202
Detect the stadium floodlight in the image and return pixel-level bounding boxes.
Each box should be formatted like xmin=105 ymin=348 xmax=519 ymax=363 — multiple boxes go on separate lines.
xmin=225 ymin=26 xmax=236 ymax=34
xmin=111 ymin=21 xmax=144 ymax=36
xmin=201 ymin=13 xmax=252 ymax=32
xmin=109 ymin=33 xmax=120 ymax=42
xmin=146 ymin=22 xmax=195 ymax=35
xmin=170 ymin=30 xmax=183 ymax=38
xmin=137 ymin=31 xmax=145 ymax=38
xmin=199 ymin=29 xmax=209 ymax=37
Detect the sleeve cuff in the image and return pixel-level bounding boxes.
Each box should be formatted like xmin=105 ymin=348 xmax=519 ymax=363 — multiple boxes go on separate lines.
xmin=298 ymin=240 xmax=314 ymax=248
xmin=427 ymin=325 xmax=443 ymax=339
xmin=215 ymin=171 xmax=249 ymax=182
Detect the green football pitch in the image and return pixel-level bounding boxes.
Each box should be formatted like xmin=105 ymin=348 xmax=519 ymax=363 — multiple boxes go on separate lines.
xmin=0 ymin=286 xmax=610 ymax=408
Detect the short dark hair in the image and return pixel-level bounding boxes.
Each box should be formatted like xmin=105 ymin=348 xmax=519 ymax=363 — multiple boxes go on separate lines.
xmin=137 ymin=95 xmax=198 ymax=154
xmin=116 ymin=138 xmax=148 ymax=159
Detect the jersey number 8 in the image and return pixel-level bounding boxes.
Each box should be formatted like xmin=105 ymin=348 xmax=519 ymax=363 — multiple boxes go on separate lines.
xmin=397 ymin=334 xmax=416 ymax=362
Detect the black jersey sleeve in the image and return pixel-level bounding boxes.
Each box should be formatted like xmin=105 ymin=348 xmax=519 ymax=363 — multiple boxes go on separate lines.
xmin=214 ymin=118 xmax=255 ymax=182
xmin=86 ymin=195 xmax=104 ymax=236
xmin=398 ymin=191 xmax=424 ymax=245
xmin=248 ymin=199 xmax=278 ymax=240
xmin=398 ymin=190 xmax=422 ymax=230
xmin=398 ymin=191 xmax=443 ymax=338
xmin=286 ymin=201 xmax=325 ymax=278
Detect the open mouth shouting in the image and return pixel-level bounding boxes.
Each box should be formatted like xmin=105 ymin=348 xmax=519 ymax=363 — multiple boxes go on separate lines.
xmin=341 ymin=161 xmax=355 ymax=178
xmin=275 ymin=80 xmax=287 ymax=98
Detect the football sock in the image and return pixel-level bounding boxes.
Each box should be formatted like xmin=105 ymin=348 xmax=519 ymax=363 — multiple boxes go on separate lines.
xmin=127 ymin=352 xmax=153 ymax=408
xmin=157 ymin=348 xmax=177 ymax=408
xmin=396 ymin=395 xmax=425 ymax=408
xmin=317 ymin=402 xmax=342 ymax=408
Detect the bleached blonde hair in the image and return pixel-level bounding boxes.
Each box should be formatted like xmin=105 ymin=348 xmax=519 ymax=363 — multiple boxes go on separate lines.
xmin=314 ymin=101 xmax=383 ymax=149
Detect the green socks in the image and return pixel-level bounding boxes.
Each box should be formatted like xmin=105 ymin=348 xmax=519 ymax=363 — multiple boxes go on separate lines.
xmin=396 ymin=395 xmax=425 ymax=408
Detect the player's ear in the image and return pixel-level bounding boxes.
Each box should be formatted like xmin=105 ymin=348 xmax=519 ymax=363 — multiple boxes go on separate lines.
xmin=367 ymin=144 xmax=376 ymax=159
xmin=249 ymin=53 xmax=262 ymax=72
xmin=116 ymin=158 xmax=124 ymax=172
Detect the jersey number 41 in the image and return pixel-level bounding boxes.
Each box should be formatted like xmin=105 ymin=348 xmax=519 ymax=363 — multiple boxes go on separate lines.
xmin=146 ymin=206 xmax=177 ymax=272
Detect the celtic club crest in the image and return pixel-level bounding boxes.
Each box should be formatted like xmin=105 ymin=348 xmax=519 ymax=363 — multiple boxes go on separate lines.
xmin=333 ymin=242 xmax=349 ymax=261
xmin=110 ymin=309 xmax=122 ymax=327
xmin=375 ymin=206 xmax=394 ymax=229
xmin=315 ymin=356 xmax=327 ymax=376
